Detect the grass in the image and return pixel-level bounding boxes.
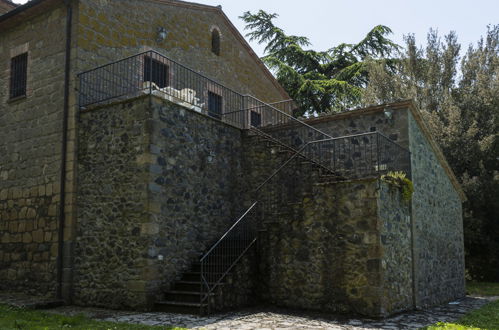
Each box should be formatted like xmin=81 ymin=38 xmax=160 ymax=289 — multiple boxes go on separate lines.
xmin=466 ymin=282 xmax=499 ymax=296
xmin=424 ymin=300 xmax=499 ymax=330
xmin=423 ymin=282 xmax=499 ymax=330
xmin=0 ymin=304 xmax=184 ymax=330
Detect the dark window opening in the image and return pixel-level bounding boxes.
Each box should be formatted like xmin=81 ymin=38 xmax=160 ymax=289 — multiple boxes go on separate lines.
xmin=10 ymin=53 xmax=28 ymax=99
xmin=251 ymin=111 xmax=262 ymax=127
xmin=211 ymin=29 xmax=220 ymax=56
xmin=143 ymin=56 xmax=169 ymax=88
xmin=208 ymin=91 xmax=222 ymax=119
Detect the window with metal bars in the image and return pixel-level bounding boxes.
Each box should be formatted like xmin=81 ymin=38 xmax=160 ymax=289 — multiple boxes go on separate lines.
xmin=9 ymin=53 xmax=28 ymax=99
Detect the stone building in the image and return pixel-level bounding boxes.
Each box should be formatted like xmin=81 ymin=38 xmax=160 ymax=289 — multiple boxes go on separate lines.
xmin=1 ymin=0 xmax=466 ymax=318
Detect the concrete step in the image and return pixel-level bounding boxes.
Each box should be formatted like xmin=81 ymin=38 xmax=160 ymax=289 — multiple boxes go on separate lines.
xmin=155 ymin=300 xmax=207 ymax=314
xmin=164 ymin=290 xmax=215 ymax=303
xmin=173 ymin=280 xmax=224 ymax=291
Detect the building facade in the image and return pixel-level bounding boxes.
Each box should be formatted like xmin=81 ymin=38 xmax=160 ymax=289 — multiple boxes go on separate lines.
xmin=0 ymin=0 xmax=465 ymax=317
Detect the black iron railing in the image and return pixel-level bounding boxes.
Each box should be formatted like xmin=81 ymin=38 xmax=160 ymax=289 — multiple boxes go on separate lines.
xmin=301 ymin=132 xmax=411 ymax=179
xmin=77 ymin=51 xmax=332 ymax=144
xmin=199 ymin=129 xmax=410 ymax=312
xmin=199 ymin=202 xmax=259 ymax=313
xmin=78 ymin=51 xmax=244 ymax=118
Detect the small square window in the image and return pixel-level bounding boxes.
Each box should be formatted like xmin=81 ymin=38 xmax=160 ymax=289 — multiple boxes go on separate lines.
xmin=208 ymin=91 xmax=222 ymax=119
xmin=250 ymin=111 xmax=262 ymax=127
xmin=10 ymin=53 xmax=28 ymax=99
xmin=143 ymin=56 xmax=169 ymax=88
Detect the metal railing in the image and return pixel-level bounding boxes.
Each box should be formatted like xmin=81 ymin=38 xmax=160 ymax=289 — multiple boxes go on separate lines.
xmin=77 ymin=51 xmax=332 ymax=144
xmin=199 ymin=129 xmax=411 ymax=312
xmin=78 ymin=51 xmax=244 ymax=118
xmin=199 ymin=202 xmax=259 ymax=313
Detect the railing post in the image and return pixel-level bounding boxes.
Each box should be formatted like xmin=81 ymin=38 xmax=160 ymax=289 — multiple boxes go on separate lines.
xmin=149 ymin=51 xmax=153 ymax=95
xmin=376 ymin=133 xmax=381 ymax=175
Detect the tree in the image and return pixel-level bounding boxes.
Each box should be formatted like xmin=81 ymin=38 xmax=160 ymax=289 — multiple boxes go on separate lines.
xmin=362 ymin=26 xmax=499 ymax=280
xmin=241 ymin=10 xmax=399 ymax=115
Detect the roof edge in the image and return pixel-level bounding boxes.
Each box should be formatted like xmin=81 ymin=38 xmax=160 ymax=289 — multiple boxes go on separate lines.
xmin=0 ymin=0 xmax=44 ymax=23
xmin=1 ymin=0 xmax=291 ymax=102
xmin=404 ymin=100 xmax=467 ymax=202
xmin=146 ymin=0 xmax=291 ymax=101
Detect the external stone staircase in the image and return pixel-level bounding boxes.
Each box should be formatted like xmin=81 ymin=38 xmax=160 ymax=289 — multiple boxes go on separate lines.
xmin=155 ymin=126 xmax=340 ymax=314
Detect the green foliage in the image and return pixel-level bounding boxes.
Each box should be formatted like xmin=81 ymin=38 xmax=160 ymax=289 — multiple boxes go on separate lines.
xmin=363 ymin=25 xmax=499 ymax=281
xmin=240 ymin=10 xmax=399 ymax=115
xmin=423 ymin=300 xmax=499 ymax=330
xmin=381 ymin=171 xmax=414 ymax=202
xmin=0 ymin=304 xmax=184 ymax=330
xmin=466 ymin=281 xmax=499 ymax=296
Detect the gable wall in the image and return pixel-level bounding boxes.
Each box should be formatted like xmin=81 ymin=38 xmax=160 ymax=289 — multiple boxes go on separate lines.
xmin=408 ymin=112 xmax=465 ymax=307
xmin=75 ymin=0 xmax=285 ymax=103
xmin=0 ymin=3 xmax=67 ymax=297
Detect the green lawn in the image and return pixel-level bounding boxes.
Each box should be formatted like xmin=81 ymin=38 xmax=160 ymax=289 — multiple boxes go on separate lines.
xmin=0 ymin=304 xmax=184 ymax=330
xmin=467 ymin=282 xmax=499 ymax=296
xmin=423 ymin=282 xmax=499 ymax=330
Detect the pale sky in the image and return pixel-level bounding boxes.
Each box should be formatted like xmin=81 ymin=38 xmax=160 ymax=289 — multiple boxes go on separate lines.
xmin=13 ymin=0 xmax=499 ymax=57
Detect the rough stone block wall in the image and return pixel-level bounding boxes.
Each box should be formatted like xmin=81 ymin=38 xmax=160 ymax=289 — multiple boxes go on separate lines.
xmin=0 ymin=3 xmax=67 ymax=297
xmin=145 ymin=96 xmax=244 ymax=300
xmin=76 ymin=95 xmax=245 ymax=308
xmin=75 ymin=97 xmax=152 ymax=308
xmin=257 ymin=179 xmax=411 ymax=317
xmin=408 ymin=112 xmax=465 ymax=308
xmin=75 ymin=0 xmax=286 ymax=103
xmin=241 ymin=131 xmax=412 ymax=316
xmin=307 ymin=108 xmax=409 ymax=148
xmin=378 ymin=183 xmax=413 ymax=314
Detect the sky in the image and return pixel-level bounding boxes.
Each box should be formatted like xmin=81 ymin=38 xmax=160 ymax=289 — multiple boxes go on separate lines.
xmin=13 ymin=0 xmax=499 ymax=57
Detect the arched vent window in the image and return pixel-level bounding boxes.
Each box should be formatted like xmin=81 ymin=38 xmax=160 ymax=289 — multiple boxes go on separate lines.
xmin=211 ymin=29 xmax=220 ymax=56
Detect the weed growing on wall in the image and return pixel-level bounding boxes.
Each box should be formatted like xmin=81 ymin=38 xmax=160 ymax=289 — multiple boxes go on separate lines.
xmin=381 ymin=171 xmax=414 ymax=202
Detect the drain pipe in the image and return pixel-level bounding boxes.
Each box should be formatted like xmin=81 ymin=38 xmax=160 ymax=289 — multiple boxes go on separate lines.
xmin=56 ymin=0 xmax=73 ymax=301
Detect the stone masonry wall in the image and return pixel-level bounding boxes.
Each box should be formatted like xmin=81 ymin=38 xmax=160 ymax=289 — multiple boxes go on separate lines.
xmin=144 ymin=96 xmax=244 ymax=301
xmin=240 ymin=129 xmax=412 ymax=317
xmin=75 ymin=0 xmax=286 ymax=103
xmin=75 ymin=97 xmax=152 ymax=308
xmin=307 ymin=108 xmax=409 ymax=149
xmin=378 ymin=182 xmax=413 ymax=315
xmin=408 ymin=112 xmax=465 ymax=308
xmin=76 ymin=95 xmax=245 ymax=309
xmin=258 ymin=179 xmax=411 ymax=317
xmin=0 ymin=3 xmax=67 ymax=297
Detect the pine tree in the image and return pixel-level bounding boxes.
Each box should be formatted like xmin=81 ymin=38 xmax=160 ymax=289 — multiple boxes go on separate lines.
xmin=241 ymin=10 xmax=399 ymax=115
xmin=362 ymin=26 xmax=499 ymax=280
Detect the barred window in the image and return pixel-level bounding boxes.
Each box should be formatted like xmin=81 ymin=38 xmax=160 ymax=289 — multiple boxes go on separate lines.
xmin=211 ymin=29 xmax=220 ymax=56
xmin=10 ymin=53 xmax=28 ymax=99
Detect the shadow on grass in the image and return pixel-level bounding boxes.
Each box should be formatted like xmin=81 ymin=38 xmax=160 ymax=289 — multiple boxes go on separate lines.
xmin=0 ymin=304 xmax=185 ymax=330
